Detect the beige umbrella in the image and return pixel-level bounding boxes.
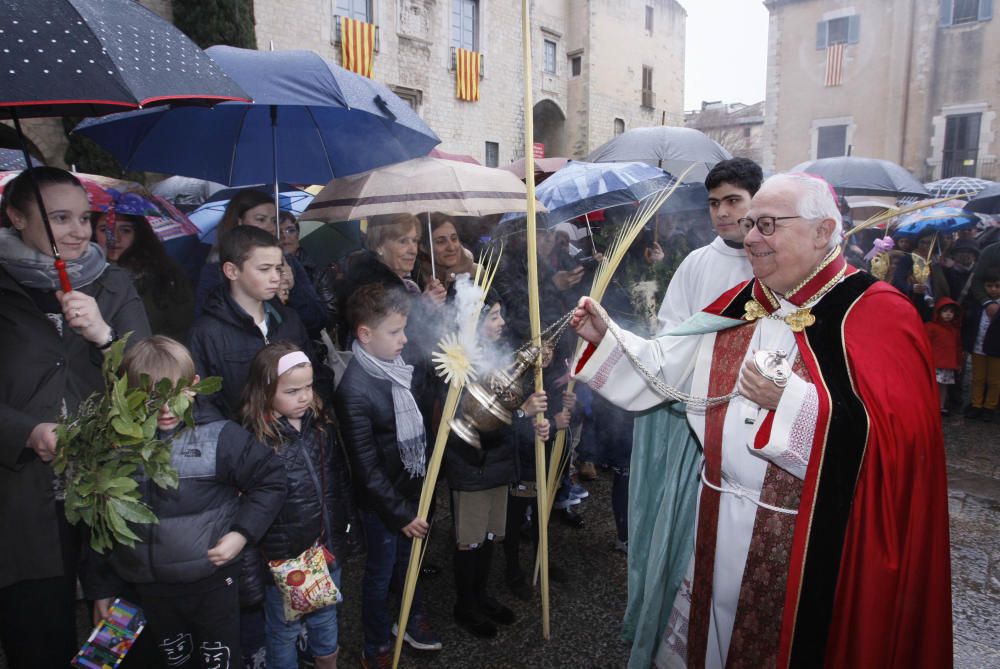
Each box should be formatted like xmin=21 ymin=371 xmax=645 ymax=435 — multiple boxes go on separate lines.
xmin=501 ymin=156 xmax=569 ymax=181
xmin=303 ymin=155 xmax=544 ymax=221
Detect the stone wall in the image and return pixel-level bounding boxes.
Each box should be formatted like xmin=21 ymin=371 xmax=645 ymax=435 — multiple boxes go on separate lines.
xmin=763 ymin=0 xmax=1000 ymax=179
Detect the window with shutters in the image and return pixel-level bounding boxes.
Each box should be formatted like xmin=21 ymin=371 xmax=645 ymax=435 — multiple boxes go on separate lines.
xmin=816 ymin=14 xmax=860 ymax=48
xmin=942 ymin=113 xmax=982 ymax=177
xmin=641 ymin=66 xmax=654 ymax=108
xmin=940 ymin=0 xmax=993 ymax=25
xmin=817 ymin=125 xmax=848 ymax=159
xmin=544 ymin=40 xmax=557 ymax=74
xmin=452 ymin=0 xmax=479 ymax=51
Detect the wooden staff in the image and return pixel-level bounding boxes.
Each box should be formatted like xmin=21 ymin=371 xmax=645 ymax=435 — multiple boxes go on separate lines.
xmin=521 ymin=0 xmax=551 ymax=640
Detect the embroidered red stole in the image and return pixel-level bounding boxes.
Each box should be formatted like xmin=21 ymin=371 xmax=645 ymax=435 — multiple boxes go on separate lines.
xmin=686 ymin=324 xmax=755 ymax=667
xmin=686 ymin=326 xmax=807 ymax=668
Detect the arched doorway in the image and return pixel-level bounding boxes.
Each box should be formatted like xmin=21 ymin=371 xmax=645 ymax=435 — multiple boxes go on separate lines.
xmin=533 ymin=99 xmax=566 ymax=157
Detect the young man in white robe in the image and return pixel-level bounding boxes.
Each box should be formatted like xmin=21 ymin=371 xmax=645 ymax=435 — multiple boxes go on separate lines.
xmin=623 ymin=158 xmax=762 ymax=669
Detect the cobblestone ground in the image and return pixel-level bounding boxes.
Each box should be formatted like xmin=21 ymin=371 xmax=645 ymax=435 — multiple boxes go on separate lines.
xmin=1 ymin=417 xmax=996 ymax=668
xmin=944 ymin=414 xmax=1000 ymax=669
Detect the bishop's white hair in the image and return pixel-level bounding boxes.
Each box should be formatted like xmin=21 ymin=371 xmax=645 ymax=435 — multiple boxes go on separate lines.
xmin=761 ymin=172 xmax=844 ymax=249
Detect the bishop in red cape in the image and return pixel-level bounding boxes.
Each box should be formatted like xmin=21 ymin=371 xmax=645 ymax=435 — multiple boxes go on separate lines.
xmin=571 ymin=173 xmax=952 ymax=668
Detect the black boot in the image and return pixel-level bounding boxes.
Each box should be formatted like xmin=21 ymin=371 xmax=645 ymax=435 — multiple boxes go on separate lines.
xmin=453 ymin=547 xmax=497 ymax=638
xmin=477 ymin=539 xmax=516 ymax=624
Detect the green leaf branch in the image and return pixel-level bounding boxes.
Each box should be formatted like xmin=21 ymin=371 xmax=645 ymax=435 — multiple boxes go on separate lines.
xmin=53 ymin=334 xmax=222 ymax=553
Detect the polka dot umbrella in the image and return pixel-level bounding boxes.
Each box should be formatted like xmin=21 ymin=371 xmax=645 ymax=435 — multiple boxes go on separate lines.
xmin=1 ymin=0 xmax=249 ymax=290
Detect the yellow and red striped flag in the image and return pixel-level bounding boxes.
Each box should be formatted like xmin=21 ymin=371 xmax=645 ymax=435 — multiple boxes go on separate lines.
xmin=455 ymin=48 xmax=481 ymax=102
xmin=341 ymin=16 xmax=375 ymax=78
xmin=824 ymin=42 xmax=845 ymax=87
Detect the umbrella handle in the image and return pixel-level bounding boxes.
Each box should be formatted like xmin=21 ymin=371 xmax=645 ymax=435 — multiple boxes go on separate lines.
xmin=55 ymin=259 xmax=73 ymax=293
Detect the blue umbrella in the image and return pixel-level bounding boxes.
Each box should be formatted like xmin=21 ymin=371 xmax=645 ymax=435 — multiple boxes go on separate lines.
xmin=73 ymin=45 xmax=440 ymax=185
xmin=500 ymin=161 xmax=676 ymax=228
xmin=188 ymin=187 xmax=315 ymax=243
xmin=894 ymin=206 xmax=980 ymax=237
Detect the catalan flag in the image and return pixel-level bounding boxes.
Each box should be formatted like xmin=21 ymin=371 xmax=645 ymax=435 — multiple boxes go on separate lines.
xmin=455 ymin=48 xmax=481 ymax=102
xmin=341 ymin=16 xmax=375 ymax=78
xmin=824 ymin=42 xmax=845 ymax=87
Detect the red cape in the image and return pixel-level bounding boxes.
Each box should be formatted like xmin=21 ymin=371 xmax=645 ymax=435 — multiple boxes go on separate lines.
xmin=697 ymin=268 xmax=953 ymax=667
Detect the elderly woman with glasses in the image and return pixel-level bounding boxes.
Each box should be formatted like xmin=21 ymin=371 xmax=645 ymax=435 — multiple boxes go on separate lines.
xmin=338 ymin=213 xmax=446 ymax=349
xmin=570 ymin=172 xmax=951 ymax=669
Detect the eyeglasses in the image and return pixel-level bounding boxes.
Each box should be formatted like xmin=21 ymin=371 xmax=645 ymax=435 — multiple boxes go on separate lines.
xmin=280 ymin=226 xmax=299 ymax=236
xmin=737 ymin=215 xmax=802 ymax=236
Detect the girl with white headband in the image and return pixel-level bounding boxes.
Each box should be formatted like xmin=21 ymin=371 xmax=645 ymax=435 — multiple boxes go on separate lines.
xmin=240 ymin=342 xmax=355 ymax=669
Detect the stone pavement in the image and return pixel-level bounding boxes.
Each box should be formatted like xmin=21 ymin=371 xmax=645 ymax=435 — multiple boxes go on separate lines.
xmin=1 ymin=418 xmax=996 ymax=668
xmin=944 ymin=414 xmax=1000 ymax=669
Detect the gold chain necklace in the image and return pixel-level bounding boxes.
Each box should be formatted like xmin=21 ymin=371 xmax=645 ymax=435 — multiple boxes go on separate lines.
xmin=743 ymin=261 xmax=847 ymax=332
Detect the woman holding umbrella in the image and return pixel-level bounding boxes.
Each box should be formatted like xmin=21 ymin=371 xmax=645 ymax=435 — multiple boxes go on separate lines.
xmin=419 ymin=214 xmax=480 ymax=290
xmin=0 ymin=167 xmax=151 ymax=667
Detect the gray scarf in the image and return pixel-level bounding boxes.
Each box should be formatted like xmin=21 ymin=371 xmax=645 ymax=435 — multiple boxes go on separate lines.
xmin=0 ymin=228 xmax=107 ymax=290
xmin=352 ymin=340 xmax=427 ymax=478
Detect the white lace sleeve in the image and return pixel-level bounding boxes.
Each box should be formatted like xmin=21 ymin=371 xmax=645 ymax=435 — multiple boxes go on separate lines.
xmin=747 ymin=373 xmax=818 ymax=480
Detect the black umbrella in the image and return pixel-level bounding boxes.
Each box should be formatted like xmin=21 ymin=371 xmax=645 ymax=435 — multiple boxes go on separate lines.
xmin=964 ymin=182 xmax=1000 ymax=215
xmin=585 ymin=126 xmax=732 ymax=183
xmin=789 ymin=156 xmax=930 ymax=199
xmin=1 ymin=0 xmax=249 ymax=290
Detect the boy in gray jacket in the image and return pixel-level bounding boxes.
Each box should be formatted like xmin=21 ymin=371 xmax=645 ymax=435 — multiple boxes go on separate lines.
xmin=83 ymin=336 xmax=285 ymax=669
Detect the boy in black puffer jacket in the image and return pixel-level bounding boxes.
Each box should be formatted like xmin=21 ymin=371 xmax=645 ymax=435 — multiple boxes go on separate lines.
xmin=335 ymin=284 xmax=442 ymax=668
xmin=187 ymin=225 xmax=331 ymax=420
xmin=82 ymin=336 xmax=285 ymax=669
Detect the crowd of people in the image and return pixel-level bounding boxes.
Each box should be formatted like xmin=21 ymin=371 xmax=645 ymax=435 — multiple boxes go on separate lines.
xmin=0 ymin=156 xmax=993 ymax=669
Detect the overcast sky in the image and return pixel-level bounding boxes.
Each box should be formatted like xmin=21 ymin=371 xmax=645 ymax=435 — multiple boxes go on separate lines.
xmin=680 ymin=0 xmax=770 ymax=110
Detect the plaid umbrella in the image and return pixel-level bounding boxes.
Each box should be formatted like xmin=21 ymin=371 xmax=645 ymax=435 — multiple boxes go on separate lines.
xmin=924 ymin=176 xmax=995 ymax=198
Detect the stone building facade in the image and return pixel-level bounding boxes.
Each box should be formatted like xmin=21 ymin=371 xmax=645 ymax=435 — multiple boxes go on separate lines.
xmin=254 ymin=0 xmax=687 ymax=165
xmin=685 ymin=100 xmax=765 ymax=164
xmin=762 ymin=0 xmax=1000 ymax=180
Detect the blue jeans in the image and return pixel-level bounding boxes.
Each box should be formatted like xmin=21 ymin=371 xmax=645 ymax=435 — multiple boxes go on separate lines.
xmin=263 ymin=565 xmax=342 ymax=669
xmin=359 ymin=509 xmax=424 ymax=656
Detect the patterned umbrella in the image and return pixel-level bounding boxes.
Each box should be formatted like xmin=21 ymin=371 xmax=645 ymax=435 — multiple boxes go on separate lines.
xmin=893 ymin=206 xmax=980 ymax=237
xmin=0 ymin=170 xmax=111 ymax=210
xmin=0 ymin=148 xmax=43 ymax=171
xmin=0 ymin=0 xmax=248 ymax=119
xmin=924 ymin=176 xmax=995 ymax=198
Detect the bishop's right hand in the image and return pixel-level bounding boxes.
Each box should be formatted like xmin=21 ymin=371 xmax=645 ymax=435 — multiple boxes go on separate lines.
xmin=571 ymin=297 xmax=607 ymax=345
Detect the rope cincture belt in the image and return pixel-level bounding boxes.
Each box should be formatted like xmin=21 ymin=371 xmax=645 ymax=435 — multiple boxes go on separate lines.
xmin=699 ymin=463 xmax=799 ymax=515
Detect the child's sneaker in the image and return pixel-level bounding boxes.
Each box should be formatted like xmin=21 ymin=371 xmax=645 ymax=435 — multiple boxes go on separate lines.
xmin=568 ymin=483 xmax=589 ymax=500
xmin=361 ymin=646 xmax=392 ymax=669
xmin=392 ymin=614 xmax=443 ymax=651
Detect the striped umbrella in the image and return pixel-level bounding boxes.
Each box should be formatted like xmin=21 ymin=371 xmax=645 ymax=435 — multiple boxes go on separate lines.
xmin=304 ymin=156 xmax=544 ymax=221
xmin=924 ymin=176 xmax=995 ymax=198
